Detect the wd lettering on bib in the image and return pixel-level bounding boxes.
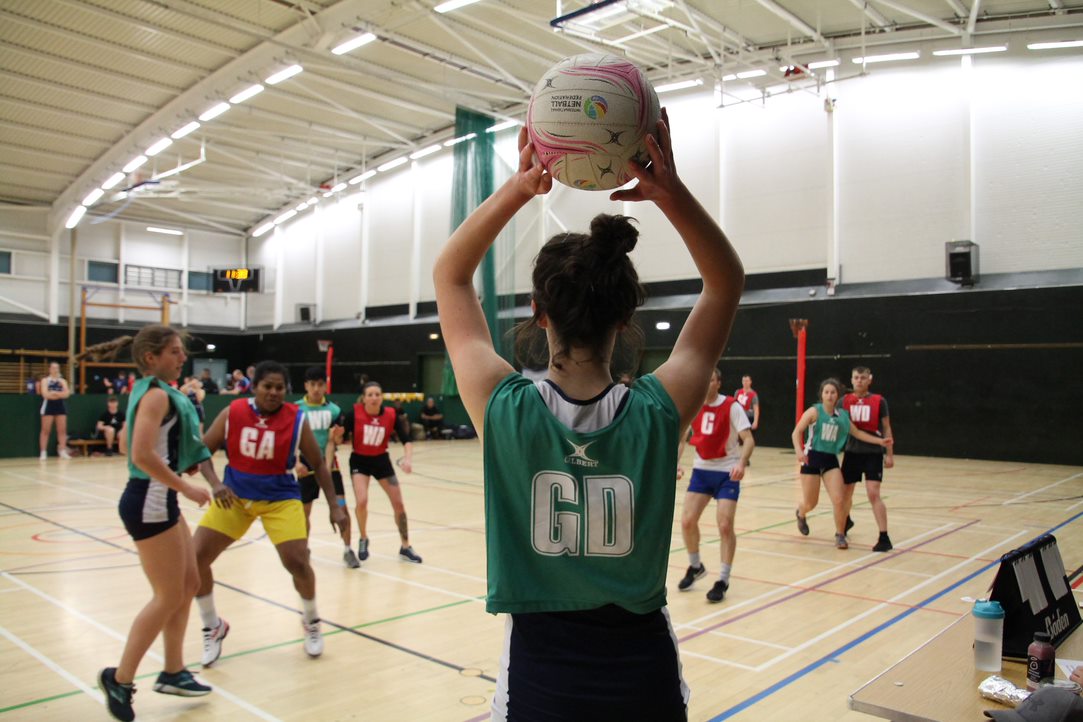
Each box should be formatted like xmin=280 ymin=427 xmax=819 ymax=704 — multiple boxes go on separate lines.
xmin=362 ymin=424 xmax=385 ymax=447
xmin=307 ymin=409 xmax=333 ymax=430
xmin=850 ymin=405 xmax=872 ymax=423
xmin=239 ymin=427 xmax=276 ymax=459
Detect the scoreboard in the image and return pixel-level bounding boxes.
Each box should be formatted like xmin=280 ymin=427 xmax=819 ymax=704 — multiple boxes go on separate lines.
xmin=212 ymin=267 xmax=261 ymax=293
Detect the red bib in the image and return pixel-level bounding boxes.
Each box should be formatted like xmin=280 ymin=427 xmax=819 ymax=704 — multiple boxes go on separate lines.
xmin=225 ymin=398 xmax=303 ymax=474
xmin=352 ymin=405 xmax=396 ymax=456
xmin=734 ymin=388 xmax=757 ymax=412
xmin=689 ymin=397 xmax=736 ymax=460
xmin=842 ymin=393 xmax=883 ymax=434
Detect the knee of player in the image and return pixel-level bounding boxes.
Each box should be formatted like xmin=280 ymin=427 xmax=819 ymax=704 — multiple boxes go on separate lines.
xmin=280 ymin=549 xmax=311 ymax=576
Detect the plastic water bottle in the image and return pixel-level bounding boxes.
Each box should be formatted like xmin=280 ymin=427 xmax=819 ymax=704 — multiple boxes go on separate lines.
xmin=972 ymin=600 xmax=1005 ymax=672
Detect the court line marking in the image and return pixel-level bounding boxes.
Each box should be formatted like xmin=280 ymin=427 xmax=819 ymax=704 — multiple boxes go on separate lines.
xmin=680 ymin=648 xmax=759 ymax=672
xmin=722 ymin=545 xmax=936 ymax=578
xmin=706 ymin=508 xmax=1083 ymax=720
xmin=0 ymin=624 xmax=103 ymax=706
xmin=1002 ymin=471 xmax=1083 ymax=505
xmin=0 ymin=571 xmax=280 ymax=721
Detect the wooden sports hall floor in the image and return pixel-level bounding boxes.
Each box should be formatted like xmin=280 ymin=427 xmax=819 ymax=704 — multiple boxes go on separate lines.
xmin=2 ymin=442 xmax=1081 ymax=721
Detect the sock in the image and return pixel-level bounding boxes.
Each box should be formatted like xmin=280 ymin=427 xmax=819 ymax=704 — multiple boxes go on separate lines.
xmin=195 ymin=594 xmax=218 ymax=629
xmin=301 ymin=597 xmax=318 ymax=624
xmin=689 ymin=552 xmax=701 ymax=568
xmin=719 ymin=563 xmax=732 ymax=584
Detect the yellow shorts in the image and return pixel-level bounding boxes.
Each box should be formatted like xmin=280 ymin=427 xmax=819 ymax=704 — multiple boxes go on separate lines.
xmin=198 ymin=498 xmax=307 ymax=546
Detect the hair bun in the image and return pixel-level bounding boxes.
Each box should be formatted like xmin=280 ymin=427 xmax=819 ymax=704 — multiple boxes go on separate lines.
xmin=589 ymin=214 xmax=638 ymax=259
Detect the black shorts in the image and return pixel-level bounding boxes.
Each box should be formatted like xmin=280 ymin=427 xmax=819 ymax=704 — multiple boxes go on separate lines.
xmin=118 ymin=478 xmax=180 ymax=541
xmin=842 ymin=451 xmax=884 ymax=484
xmin=496 ymin=606 xmax=687 ymax=721
xmin=298 ymin=469 xmax=346 ymax=504
xmin=349 ymin=452 xmax=395 ymax=480
xmin=800 ymin=449 xmax=840 ymax=476
xmin=40 ymin=399 xmax=66 ymax=416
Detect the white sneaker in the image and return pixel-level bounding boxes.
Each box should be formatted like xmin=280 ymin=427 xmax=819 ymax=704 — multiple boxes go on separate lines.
xmin=39 ymin=451 xmax=47 ymax=460
xmin=59 ymin=448 xmax=72 ymax=460
xmin=201 ymin=618 xmax=229 ymax=667
xmin=302 ymin=618 xmax=323 ymax=657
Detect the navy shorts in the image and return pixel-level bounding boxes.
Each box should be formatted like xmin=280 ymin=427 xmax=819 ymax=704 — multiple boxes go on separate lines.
xmin=687 ymin=469 xmax=740 ymax=501
xmin=349 ymin=452 xmax=395 ymax=480
xmin=800 ymin=449 xmax=840 ymax=476
xmin=299 ymin=469 xmax=346 ymax=504
xmin=842 ymin=452 xmax=884 ymax=484
xmin=118 ymin=478 xmax=180 ymax=541
xmin=40 ymin=399 xmax=66 ymax=416
xmin=495 ymin=606 xmax=687 ymax=721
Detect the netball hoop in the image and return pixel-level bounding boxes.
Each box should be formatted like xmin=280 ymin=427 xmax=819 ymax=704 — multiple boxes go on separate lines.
xmin=317 ymin=340 xmax=333 ymax=392
xmin=789 ymin=319 xmax=808 ymax=425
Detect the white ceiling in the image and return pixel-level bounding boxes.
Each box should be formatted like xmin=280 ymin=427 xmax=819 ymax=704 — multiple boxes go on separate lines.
xmin=1 ymin=0 xmax=1080 ymax=236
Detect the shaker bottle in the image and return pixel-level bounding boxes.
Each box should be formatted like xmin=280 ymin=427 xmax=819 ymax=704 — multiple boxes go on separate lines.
xmin=972 ymin=600 xmax=1005 ymax=672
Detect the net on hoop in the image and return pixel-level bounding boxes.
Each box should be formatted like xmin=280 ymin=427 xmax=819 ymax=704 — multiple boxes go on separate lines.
xmin=317 ymin=340 xmax=332 ymax=353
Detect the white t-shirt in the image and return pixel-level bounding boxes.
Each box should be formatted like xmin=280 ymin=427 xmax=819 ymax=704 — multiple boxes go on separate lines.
xmin=692 ymin=395 xmax=752 ymax=473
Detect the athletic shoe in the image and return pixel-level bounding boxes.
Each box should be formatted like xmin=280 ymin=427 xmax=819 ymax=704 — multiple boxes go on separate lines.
xmin=677 ymin=563 xmax=707 ymax=591
xmin=706 ymin=579 xmax=729 ymax=603
xmin=153 ymin=669 xmax=211 ymax=697
xmin=845 ymin=515 xmax=855 ymax=533
xmin=872 ymin=535 xmax=894 ymax=553
xmin=97 ymin=667 xmax=135 ymax=722
xmin=835 ymin=533 xmax=849 ymax=550
xmin=358 ymin=537 xmax=369 ymax=561
xmin=59 ymin=448 xmax=72 ymax=460
xmin=39 ymin=451 xmax=47 ymax=461
xmin=343 ymin=548 xmax=361 ymax=568
xmin=200 ymin=617 xmax=229 ymax=667
xmin=399 ymin=546 xmax=423 ymax=563
xmin=302 ymin=618 xmax=324 ymax=657
xmin=795 ymin=509 xmax=809 ymax=536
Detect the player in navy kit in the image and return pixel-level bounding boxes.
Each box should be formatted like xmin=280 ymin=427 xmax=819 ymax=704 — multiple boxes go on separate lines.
xmin=841 ymin=366 xmax=895 ymax=552
xmin=434 ymin=113 xmax=744 ymax=720
xmin=676 ymin=369 xmax=754 ymax=603
xmin=38 ymin=361 xmax=71 ymax=460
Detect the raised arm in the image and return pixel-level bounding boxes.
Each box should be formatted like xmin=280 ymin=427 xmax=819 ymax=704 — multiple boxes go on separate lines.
xmin=613 ymin=110 xmax=745 ymax=428
xmin=433 ymin=128 xmax=551 ymax=431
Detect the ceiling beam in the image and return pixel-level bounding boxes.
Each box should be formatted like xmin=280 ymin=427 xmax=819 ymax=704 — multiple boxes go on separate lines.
xmin=846 ymin=0 xmax=895 ymax=29
xmin=0 ymin=117 xmax=110 ymax=147
xmin=944 ymin=0 xmax=969 ymax=17
xmin=968 ymin=0 xmax=983 ymax=35
xmin=752 ymin=0 xmax=833 ymax=48
xmin=868 ymin=0 xmax=963 ymax=35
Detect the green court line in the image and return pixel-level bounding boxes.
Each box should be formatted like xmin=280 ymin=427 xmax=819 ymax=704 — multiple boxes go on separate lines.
xmin=1 ymin=596 xmax=480 ymax=714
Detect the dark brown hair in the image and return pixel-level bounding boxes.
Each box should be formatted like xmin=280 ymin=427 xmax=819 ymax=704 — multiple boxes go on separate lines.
xmin=515 ymin=214 xmax=646 ymax=370
xmin=78 ymin=325 xmax=186 ymax=374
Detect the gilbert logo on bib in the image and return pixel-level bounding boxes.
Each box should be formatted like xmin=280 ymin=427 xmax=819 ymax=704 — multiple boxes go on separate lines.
xmin=564 ymin=439 xmax=600 ymax=468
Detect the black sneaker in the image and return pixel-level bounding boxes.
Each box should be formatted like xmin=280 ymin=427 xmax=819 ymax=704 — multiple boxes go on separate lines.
xmin=845 ymin=515 xmax=854 ymax=533
xmin=677 ymin=563 xmax=707 ymax=591
xmin=154 ymin=668 xmax=211 ymax=697
xmin=98 ymin=667 xmax=135 ymax=721
xmin=358 ymin=537 xmax=369 ymax=561
xmin=872 ymin=534 xmax=893 ymax=552
xmin=706 ymin=579 xmax=729 ymax=603
xmin=399 ymin=546 xmax=423 ymax=563
xmin=795 ymin=509 xmax=809 ymax=536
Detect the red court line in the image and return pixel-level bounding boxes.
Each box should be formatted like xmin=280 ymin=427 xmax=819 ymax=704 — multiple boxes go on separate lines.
xmin=678 ymin=519 xmax=980 ymax=644
xmin=751 ymin=528 xmax=996 ymax=562
xmin=1073 ymin=577 xmax=1083 ymax=589
xmin=949 ymin=495 xmax=990 ymax=513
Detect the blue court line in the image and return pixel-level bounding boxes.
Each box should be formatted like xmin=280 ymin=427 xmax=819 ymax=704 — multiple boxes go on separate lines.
xmin=708 ymin=508 xmax=1083 ymax=721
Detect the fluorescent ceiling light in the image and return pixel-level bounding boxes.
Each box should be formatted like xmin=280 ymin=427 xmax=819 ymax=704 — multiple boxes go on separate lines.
xmin=736 ymin=69 xmax=767 ymax=79
xmin=252 ymin=222 xmax=275 ymax=238
xmin=434 ymin=0 xmax=483 ymax=13
xmin=852 ymin=52 xmax=920 ymax=64
xmin=349 ymin=170 xmax=376 ymax=184
xmin=145 ymin=137 xmax=173 ymax=157
xmin=322 ymin=191 xmax=334 ymax=197
xmin=655 ymin=321 xmax=671 ymax=331
xmin=485 ymin=119 xmax=519 ymax=133
xmin=82 ymin=188 xmax=104 ymax=206
xmin=808 ymin=59 xmax=840 ymax=69
xmin=932 ymin=46 xmax=1007 ymax=56
xmin=1027 ymin=40 xmax=1083 ymax=50
xmin=122 ymin=155 xmax=147 ymax=173
xmin=206 ymin=344 xmax=216 ymax=351
xmin=409 ymin=144 xmax=441 ymax=160
xmin=147 ymin=226 xmax=183 ymax=236
xmin=198 ymin=102 xmax=231 ymax=121
xmin=266 ymin=64 xmax=303 ymax=85
xmin=428 ymin=333 xmax=440 ymax=340
xmin=444 ymin=132 xmax=476 ymax=147
xmin=229 ymin=84 xmax=264 ymax=104
xmin=332 ymin=32 xmax=376 ymax=55
xmin=171 ymin=121 xmax=200 ymax=139
xmin=65 ymin=205 xmax=87 ymax=229
xmin=295 ymin=202 xmax=308 ymax=211
xmin=274 ymin=209 xmax=297 ymax=225
xmin=101 ymin=172 xmax=125 ymax=190
xmin=377 ymin=156 xmax=408 ymax=172
xmin=331 ymin=182 xmax=347 ymax=193
xmin=656 ymin=78 xmax=703 ymax=93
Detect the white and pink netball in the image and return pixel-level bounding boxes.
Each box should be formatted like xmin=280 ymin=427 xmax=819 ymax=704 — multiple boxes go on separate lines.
xmin=527 ymin=53 xmax=660 ymax=191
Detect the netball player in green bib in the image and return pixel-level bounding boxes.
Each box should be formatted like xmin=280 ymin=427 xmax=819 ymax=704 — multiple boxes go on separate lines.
xmin=434 ymin=113 xmax=744 ymax=720
xmin=792 ymin=378 xmax=892 ymax=549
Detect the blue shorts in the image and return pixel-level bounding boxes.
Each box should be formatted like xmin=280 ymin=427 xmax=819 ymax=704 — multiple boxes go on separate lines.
xmin=119 ymin=478 xmax=180 ymax=541
xmin=687 ymin=469 xmax=740 ymax=501
xmin=801 ymin=449 xmax=840 ymax=476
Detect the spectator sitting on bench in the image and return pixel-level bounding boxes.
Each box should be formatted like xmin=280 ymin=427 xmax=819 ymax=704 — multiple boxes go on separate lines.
xmin=94 ymin=396 xmax=126 ymax=456
xmin=420 ymin=397 xmax=445 ymax=439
